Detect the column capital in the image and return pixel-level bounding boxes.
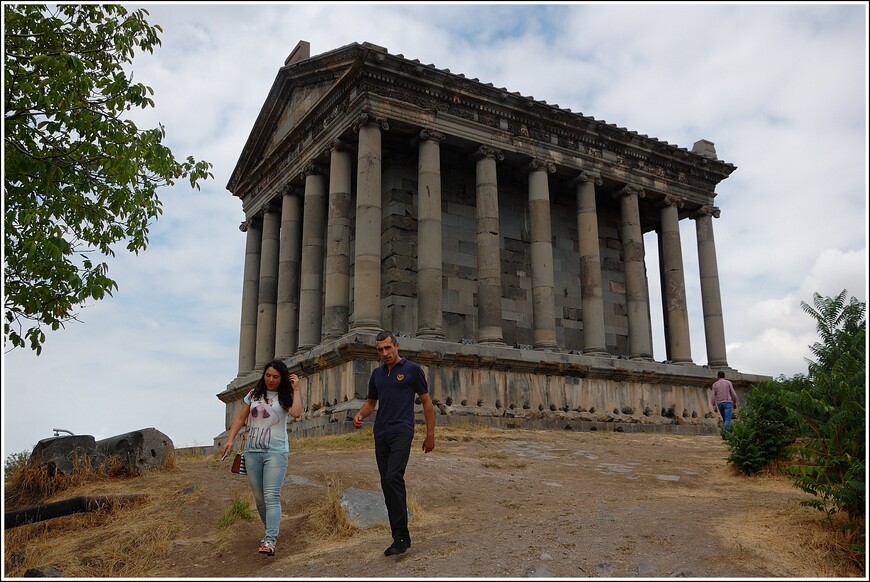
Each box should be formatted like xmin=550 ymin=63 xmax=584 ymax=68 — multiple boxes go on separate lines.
xmin=330 ymin=139 xmax=354 ymax=154
xmin=301 ymin=161 xmax=326 ymax=179
xmin=418 ymin=128 xmax=446 ymax=143
xmin=239 ymin=217 xmax=261 ymax=232
xmin=613 ymin=184 xmax=646 ymax=200
xmin=259 ymin=200 xmax=281 ymax=215
xmin=569 ymin=170 xmax=602 ymax=188
xmin=281 ymin=182 xmax=303 ymax=197
xmin=663 ymin=194 xmax=684 ymax=208
xmin=353 ymin=111 xmax=389 ymax=133
xmin=692 ymin=205 xmax=721 ymax=219
xmin=471 ymin=145 xmax=504 ymax=162
xmin=524 ymin=158 xmax=556 ymax=174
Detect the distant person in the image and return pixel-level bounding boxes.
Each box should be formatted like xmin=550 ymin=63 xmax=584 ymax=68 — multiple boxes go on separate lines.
xmin=353 ymin=330 xmax=435 ymax=556
xmin=710 ymin=370 xmax=738 ymax=430
xmin=221 ymin=359 xmax=303 ymax=556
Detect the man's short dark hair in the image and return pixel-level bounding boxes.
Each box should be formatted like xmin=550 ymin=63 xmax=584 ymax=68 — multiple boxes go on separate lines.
xmin=717 ymin=370 xmax=726 ymax=379
xmin=375 ymin=330 xmax=397 ymax=344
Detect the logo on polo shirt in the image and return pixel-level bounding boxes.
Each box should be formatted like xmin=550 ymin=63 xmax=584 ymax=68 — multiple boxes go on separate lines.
xmin=396 ymin=374 xmax=405 ymax=381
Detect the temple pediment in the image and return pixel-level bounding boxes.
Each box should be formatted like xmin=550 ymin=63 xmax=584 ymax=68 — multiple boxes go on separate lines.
xmin=227 ymin=42 xmax=370 ymax=195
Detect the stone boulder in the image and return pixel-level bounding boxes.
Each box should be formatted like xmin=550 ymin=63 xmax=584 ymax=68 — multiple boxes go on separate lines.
xmin=29 ymin=435 xmax=105 ymax=477
xmin=95 ymin=427 xmax=174 ymax=475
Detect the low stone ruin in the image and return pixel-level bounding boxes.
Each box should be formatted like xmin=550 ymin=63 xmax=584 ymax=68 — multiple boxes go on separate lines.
xmin=28 ymin=427 xmax=174 ymax=477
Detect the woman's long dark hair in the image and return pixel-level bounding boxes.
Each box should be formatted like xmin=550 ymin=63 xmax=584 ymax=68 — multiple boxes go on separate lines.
xmin=251 ymin=359 xmax=294 ymax=411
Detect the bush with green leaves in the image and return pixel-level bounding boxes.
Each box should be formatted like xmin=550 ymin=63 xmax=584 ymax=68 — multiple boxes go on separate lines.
xmin=723 ymin=376 xmax=803 ymax=474
xmin=782 ymin=291 xmax=865 ymax=522
xmin=4 ymin=449 xmax=31 ymax=482
xmin=725 ymin=289 xmax=865 ymax=552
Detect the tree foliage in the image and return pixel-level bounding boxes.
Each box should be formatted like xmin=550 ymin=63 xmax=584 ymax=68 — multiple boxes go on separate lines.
xmin=4 ymin=4 xmax=213 ymax=353
xmin=725 ymin=290 xmax=865 ymax=561
xmin=784 ymin=290 xmax=866 ymax=522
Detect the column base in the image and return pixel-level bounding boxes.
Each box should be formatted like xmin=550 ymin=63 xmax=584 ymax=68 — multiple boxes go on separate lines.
xmin=583 ymin=350 xmax=612 ymax=358
xmin=478 ymin=330 xmax=506 ymax=345
xmin=534 ymin=342 xmax=560 ymax=352
xmin=349 ymin=320 xmax=383 ymax=334
xmin=416 ymin=326 xmax=444 ymax=339
xmin=670 ymin=357 xmax=695 ymax=365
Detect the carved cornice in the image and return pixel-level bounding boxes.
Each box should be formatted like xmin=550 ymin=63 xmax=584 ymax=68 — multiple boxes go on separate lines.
xmin=231 ymin=43 xmax=736 ymax=206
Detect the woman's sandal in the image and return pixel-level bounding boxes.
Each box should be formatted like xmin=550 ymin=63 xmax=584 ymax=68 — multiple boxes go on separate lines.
xmin=258 ymin=541 xmax=276 ymax=556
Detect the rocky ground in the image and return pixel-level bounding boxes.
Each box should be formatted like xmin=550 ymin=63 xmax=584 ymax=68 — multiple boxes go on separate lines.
xmin=158 ymin=426 xmax=837 ymax=579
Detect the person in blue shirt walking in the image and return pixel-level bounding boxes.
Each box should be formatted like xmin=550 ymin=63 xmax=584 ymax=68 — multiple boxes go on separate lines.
xmin=353 ymin=331 xmax=436 ymax=556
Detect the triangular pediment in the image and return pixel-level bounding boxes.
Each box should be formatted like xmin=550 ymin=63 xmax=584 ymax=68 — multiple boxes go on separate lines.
xmin=227 ymin=43 xmax=367 ymax=195
xmin=263 ymin=79 xmax=333 ymax=160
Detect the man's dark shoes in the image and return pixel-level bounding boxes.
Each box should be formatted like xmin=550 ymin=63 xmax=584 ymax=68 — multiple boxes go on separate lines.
xmin=384 ymin=540 xmax=409 ymax=556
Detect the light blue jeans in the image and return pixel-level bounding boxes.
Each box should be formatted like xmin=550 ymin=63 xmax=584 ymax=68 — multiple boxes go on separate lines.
xmin=718 ymin=401 xmax=734 ymax=429
xmin=245 ymin=450 xmax=288 ymax=545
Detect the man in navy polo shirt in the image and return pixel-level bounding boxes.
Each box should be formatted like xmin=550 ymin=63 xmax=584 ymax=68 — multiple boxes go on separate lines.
xmin=353 ymin=330 xmax=436 ymax=556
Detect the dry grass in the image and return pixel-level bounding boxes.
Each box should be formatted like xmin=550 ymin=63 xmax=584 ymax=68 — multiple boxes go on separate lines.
xmin=4 ymin=491 xmax=177 ymax=577
xmin=5 ymin=450 xmax=175 ymax=510
xmin=3 ymin=426 xmax=864 ymax=578
xmin=304 ymin=472 xmax=360 ymax=540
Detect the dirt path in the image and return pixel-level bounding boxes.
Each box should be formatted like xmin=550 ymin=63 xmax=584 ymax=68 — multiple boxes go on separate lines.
xmin=157 ymin=427 xmax=834 ymax=579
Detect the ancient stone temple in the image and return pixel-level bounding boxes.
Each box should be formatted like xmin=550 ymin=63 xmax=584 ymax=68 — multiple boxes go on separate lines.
xmin=216 ymin=40 xmax=767 ymax=442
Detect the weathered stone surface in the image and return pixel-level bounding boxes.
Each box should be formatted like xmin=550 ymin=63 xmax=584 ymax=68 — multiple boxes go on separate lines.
xmin=95 ymin=428 xmax=174 ymax=475
xmin=29 ymin=435 xmax=104 ymax=477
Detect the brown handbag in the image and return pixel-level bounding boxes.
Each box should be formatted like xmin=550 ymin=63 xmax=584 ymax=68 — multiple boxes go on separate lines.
xmin=230 ymin=452 xmax=247 ymax=474
xmin=230 ymin=423 xmax=247 ymax=474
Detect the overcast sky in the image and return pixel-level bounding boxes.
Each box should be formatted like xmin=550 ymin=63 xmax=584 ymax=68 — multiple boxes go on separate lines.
xmin=3 ymin=2 xmax=867 ymax=458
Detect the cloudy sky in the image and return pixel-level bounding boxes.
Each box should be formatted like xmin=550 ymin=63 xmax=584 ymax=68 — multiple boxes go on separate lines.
xmin=3 ymin=2 xmax=867 ymax=458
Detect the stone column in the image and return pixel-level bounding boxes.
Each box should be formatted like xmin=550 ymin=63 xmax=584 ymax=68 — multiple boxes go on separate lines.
xmin=416 ymin=129 xmax=445 ymax=339
xmin=694 ymin=205 xmax=729 ymax=368
xmin=659 ymin=195 xmax=693 ymax=364
xmin=255 ymin=204 xmax=281 ymax=368
xmin=237 ymin=217 xmax=261 ymax=375
xmin=526 ymin=158 xmax=558 ymax=351
xmin=296 ymin=162 xmax=327 ymax=352
xmin=350 ymin=112 xmax=388 ymax=333
xmin=614 ymin=185 xmax=654 ymax=361
xmin=572 ymin=171 xmax=609 ymax=356
xmin=323 ymin=141 xmax=353 ymax=340
xmin=473 ymin=146 xmax=506 ymax=345
xmin=275 ymin=185 xmax=303 ymax=359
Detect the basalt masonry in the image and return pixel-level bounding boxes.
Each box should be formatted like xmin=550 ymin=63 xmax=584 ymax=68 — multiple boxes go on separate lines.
xmin=216 ymin=40 xmax=768 ymax=444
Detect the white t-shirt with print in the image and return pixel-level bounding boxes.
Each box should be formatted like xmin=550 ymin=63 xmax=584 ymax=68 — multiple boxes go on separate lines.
xmin=243 ymin=390 xmax=290 ymax=453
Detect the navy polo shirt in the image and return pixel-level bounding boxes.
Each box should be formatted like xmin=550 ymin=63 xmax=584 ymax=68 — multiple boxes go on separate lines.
xmin=367 ymin=357 xmax=429 ymax=438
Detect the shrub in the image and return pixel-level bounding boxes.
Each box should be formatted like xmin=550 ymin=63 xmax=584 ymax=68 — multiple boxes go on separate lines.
xmin=724 ymin=376 xmax=802 ymax=474
xmin=783 ymin=291 xmax=865 ymax=522
xmin=4 ymin=449 xmax=31 ymax=482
